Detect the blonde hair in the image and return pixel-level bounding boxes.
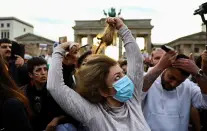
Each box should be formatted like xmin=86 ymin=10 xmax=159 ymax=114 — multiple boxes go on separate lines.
xmin=75 ymin=54 xmax=117 ymax=103
xmin=95 ymin=24 xmax=117 ymax=54
xmin=101 ymin=24 xmax=116 ymax=46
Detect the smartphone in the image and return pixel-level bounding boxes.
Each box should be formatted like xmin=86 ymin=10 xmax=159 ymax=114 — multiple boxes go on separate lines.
xmin=59 ymin=36 xmax=67 ymax=44
xmin=79 ymin=44 xmax=91 ymax=54
xmin=80 ymin=44 xmax=90 ymax=50
xmin=161 ymin=45 xmax=174 ymax=52
xmin=205 ymin=45 xmax=207 ymax=50
xmin=11 ymin=41 xmax=25 ymax=60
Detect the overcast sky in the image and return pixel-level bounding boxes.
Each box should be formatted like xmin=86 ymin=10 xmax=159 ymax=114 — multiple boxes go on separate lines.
xmin=0 ymin=0 xmax=206 ymax=45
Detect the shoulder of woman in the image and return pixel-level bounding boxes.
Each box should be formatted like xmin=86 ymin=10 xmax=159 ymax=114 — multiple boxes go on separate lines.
xmin=3 ymin=98 xmax=24 ymax=111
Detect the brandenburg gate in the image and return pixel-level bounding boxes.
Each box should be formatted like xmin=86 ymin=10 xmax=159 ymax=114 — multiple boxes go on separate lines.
xmin=73 ymin=18 xmax=153 ymax=57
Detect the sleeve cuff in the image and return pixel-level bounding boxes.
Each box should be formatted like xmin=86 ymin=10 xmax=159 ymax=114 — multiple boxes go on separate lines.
xmin=141 ymin=91 xmax=148 ymax=100
xmin=118 ymin=25 xmax=128 ymax=35
xmin=54 ymin=46 xmax=66 ymax=56
xmin=202 ymin=94 xmax=207 ymax=101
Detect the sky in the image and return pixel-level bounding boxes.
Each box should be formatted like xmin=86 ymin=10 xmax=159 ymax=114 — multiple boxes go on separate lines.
xmin=0 ymin=0 xmax=206 ymax=49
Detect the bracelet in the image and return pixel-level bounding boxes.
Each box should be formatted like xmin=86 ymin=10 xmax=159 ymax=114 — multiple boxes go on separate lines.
xmin=54 ymin=51 xmax=64 ymax=57
xmin=197 ymin=69 xmax=204 ymax=77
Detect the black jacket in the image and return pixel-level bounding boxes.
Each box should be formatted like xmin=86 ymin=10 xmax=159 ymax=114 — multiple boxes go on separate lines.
xmin=62 ymin=63 xmax=75 ymax=88
xmin=8 ymin=60 xmax=30 ymax=87
xmin=22 ymin=83 xmax=80 ymax=131
xmin=0 ymin=98 xmax=32 ymax=131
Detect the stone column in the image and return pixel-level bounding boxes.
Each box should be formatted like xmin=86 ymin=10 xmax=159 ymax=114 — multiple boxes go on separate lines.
xmin=145 ymin=35 xmax=152 ymax=53
xmin=174 ymin=45 xmax=177 ymax=51
xmin=177 ymin=45 xmax=181 ymax=54
xmin=191 ymin=44 xmax=195 ymax=54
xmin=175 ymin=45 xmax=178 ymax=51
xmin=74 ymin=35 xmax=82 ymax=45
xmin=119 ymin=37 xmax=123 ymax=59
xmin=132 ymin=34 xmax=137 ymax=39
xmin=74 ymin=34 xmax=78 ymax=42
xmin=87 ymin=35 xmax=93 ymax=46
xmin=180 ymin=44 xmax=184 ymax=54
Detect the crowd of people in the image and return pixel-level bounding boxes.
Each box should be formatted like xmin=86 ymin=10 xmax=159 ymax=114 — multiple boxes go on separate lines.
xmin=0 ymin=17 xmax=207 ymax=131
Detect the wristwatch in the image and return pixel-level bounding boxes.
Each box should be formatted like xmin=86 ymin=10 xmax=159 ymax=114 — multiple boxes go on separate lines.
xmin=197 ymin=69 xmax=204 ymax=77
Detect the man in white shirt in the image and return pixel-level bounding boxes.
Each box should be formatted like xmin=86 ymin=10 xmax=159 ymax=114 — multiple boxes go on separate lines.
xmin=142 ymin=50 xmax=207 ymax=131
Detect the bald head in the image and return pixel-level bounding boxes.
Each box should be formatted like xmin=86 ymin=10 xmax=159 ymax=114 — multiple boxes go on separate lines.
xmin=151 ymin=48 xmax=166 ymax=66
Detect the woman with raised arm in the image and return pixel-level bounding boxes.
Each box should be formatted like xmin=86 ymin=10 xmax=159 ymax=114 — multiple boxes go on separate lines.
xmin=47 ymin=17 xmax=150 ymax=131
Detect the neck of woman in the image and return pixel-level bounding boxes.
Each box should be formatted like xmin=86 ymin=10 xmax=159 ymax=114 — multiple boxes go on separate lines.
xmin=106 ymin=97 xmax=123 ymax=107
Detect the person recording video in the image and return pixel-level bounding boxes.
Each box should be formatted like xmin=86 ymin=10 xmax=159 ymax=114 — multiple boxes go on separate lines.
xmin=0 ymin=38 xmax=29 ymax=86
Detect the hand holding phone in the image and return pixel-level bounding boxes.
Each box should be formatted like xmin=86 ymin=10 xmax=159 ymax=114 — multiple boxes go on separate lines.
xmin=59 ymin=36 xmax=67 ymax=44
xmin=161 ymin=45 xmax=174 ymax=52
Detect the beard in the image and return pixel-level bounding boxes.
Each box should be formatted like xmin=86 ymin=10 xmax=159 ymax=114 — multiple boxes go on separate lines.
xmin=3 ymin=51 xmax=11 ymax=60
xmin=161 ymin=74 xmax=176 ymax=91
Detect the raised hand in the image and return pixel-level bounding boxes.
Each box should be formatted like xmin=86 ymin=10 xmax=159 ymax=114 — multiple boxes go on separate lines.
xmin=45 ymin=117 xmax=59 ymax=131
xmin=201 ymin=50 xmax=207 ymax=63
xmin=60 ymin=42 xmax=80 ymax=65
xmin=15 ymin=55 xmax=24 ymax=67
xmin=201 ymin=50 xmax=207 ymax=74
xmin=59 ymin=41 xmax=79 ymax=51
xmin=143 ymin=50 xmax=177 ymax=92
xmin=172 ymin=57 xmax=199 ymax=76
xmin=106 ymin=17 xmax=125 ymax=30
xmin=156 ymin=50 xmax=177 ymax=70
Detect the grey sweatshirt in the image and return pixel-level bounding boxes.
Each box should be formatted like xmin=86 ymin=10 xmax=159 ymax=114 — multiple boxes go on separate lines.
xmin=47 ymin=26 xmax=151 ymax=131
